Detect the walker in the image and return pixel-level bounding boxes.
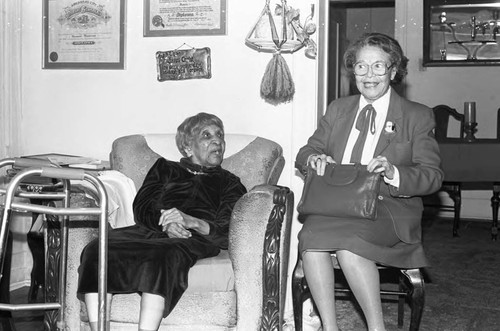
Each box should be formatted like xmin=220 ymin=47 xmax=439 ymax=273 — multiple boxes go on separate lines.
xmin=0 ymin=157 xmax=108 ymax=330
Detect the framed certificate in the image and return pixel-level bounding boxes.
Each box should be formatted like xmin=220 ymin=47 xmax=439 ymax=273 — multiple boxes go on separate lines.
xmin=144 ymin=0 xmax=227 ymax=37
xmin=43 ymin=0 xmax=126 ymax=69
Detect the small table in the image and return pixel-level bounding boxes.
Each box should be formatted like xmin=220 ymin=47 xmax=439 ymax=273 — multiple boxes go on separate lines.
xmin=439 ymin=138 xmax=500 ymax=240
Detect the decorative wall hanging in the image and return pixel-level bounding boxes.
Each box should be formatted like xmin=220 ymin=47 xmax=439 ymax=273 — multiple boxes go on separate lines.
xmin=42 ymin=0 xmax=126 ymax=69
xmin=144 ymin=0 xmax=227 ymax=37
xmin=156 ymin=45 xmax=211 ymax=81
xmin=246 ymin=1 xmax=317 ymax=106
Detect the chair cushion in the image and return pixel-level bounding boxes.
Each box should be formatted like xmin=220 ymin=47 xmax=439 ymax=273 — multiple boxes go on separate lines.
xmin=186 ymin=250 xmax=234 ymax=293
xmin=94 ymin=291 xmax=237 ymax=327
xmin=80 ymin=250 xmax=235 ymax=323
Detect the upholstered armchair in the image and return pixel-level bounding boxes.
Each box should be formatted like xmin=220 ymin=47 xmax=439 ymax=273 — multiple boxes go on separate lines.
xmin=62 ymin=134 xmax=294 ymax=330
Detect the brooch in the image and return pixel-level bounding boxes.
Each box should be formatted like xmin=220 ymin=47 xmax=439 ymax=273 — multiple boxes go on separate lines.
xmin=384 ymin=121 xmax=396 ymax=134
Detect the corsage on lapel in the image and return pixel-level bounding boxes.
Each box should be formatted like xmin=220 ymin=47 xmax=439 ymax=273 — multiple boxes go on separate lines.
xmin=384 ymin=121 xmax=396 ymax=135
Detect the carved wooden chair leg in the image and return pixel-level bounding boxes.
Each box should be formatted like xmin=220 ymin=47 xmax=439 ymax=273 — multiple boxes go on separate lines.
xmin=449 ymin=183 xmax=462 ymax=237
xmin=401 ymin=269 xmax=425 ymax=331
xmin=397 ymin=273 xmax=406 ymax=328
xmin=292 ymin=257 xmax=307 ymax=331
xmin=27 ymin=231 xmax=44 ymax=303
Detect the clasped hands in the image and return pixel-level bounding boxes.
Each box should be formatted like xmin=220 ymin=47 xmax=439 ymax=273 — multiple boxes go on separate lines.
xmin=308 ymin=154 xmax=394 ymax=179
xmin=159 ymin=208 xmax=193 ymax=239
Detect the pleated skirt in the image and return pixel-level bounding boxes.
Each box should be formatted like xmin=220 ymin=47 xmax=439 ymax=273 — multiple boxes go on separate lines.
xmin=298 ymin=207 xmax=428 ymax=269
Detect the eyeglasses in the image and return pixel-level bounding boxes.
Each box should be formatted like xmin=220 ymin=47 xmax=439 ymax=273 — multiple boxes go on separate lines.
xmin=353 ymin=61 xmax=393 ymax=76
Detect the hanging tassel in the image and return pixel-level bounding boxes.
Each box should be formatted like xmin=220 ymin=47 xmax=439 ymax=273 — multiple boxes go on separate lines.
xmin=260 ymin=52 xmax=295 ymax=106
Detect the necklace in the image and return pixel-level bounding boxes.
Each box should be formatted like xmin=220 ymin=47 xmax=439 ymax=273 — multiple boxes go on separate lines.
xmin=186 ymin=168 xmax=207 ymax=176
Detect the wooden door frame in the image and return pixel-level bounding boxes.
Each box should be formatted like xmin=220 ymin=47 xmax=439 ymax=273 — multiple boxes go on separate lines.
xmin=316 ymin=0 xmax=399 ymax=123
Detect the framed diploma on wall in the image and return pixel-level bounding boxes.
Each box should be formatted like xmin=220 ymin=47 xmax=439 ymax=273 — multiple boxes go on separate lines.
xmin=144 ymin=0 xmax=227 ymax=37
xmin=43 ymin=0 xmax=126 ymax=69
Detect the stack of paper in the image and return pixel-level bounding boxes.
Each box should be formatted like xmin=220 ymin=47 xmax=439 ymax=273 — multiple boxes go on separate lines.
xmin=24 ymin=153 xmax=110 ymax=170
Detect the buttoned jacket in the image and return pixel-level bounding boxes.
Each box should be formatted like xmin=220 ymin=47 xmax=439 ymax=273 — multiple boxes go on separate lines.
xmin=296 ymin=90 xmax=444 ymax=244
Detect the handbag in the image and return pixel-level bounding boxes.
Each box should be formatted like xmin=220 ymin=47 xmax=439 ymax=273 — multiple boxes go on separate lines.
xmin=297 ymin=163 xmax=382 ymax=220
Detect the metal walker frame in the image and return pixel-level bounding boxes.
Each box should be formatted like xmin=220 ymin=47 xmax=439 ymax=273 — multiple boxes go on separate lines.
xmin=0 ymin=158 xmax=109 ymax=330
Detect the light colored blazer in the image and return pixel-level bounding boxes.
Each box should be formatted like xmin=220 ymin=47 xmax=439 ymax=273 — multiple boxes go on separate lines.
xmin=296 ymin=90 xmax=444 ymax=244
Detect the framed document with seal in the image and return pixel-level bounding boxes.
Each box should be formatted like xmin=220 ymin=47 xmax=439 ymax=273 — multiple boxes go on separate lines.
xmin=144 ymin=0 xmax=227 ymax=37
xmin=43 ymin=0 xmax=126 ymax=69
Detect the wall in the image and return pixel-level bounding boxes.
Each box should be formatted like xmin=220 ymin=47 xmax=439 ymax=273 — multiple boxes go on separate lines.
xmin=21 ymin=1 xmax=317 ymax=173
xmin=18 ymin=0 xmax=319 ymax=315
xmin=397 ymin=0 xmax=500 ymax=219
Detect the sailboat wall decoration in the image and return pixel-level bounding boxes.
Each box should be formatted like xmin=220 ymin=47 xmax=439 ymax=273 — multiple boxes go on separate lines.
xmin=245 ymin=0 xmax=317 ymax=106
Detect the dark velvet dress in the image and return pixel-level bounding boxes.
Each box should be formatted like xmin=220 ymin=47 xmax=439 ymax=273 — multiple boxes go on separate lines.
xmin=78 ymin=157 xmax=246 ymax=316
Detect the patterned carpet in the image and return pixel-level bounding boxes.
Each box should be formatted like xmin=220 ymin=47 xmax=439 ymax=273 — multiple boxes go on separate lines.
xmin=294 ymin=217 xmax=500 ymax=331
xmin=415 ymin=217 xmax=500 ymax=331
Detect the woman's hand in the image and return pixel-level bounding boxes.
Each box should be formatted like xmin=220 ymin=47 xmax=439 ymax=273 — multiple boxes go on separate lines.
xmin=164 ymin=222 xmax=192 ymax=239
xmin=367 ymin=156 xmax=395 ymax=179
xmin=308 ymin=154 xmax=335 ymax=176
xmin=159 ymin=208 xmax=210 ymax=237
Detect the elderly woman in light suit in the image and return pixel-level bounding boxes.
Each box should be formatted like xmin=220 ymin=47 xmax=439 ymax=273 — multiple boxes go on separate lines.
xmin=295 ymin=33 xmax=443 ymax=331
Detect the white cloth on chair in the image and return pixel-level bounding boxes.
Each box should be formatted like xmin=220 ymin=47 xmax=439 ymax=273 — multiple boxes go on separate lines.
xmin=99 ymin=170 xmax=137 ymax=228
xmin=75 ymin=170 xmax=137 ymax=228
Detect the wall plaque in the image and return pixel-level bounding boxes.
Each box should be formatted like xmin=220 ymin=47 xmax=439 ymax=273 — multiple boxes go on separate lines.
xmin=156 ymin=47 xmax=211 ymax=81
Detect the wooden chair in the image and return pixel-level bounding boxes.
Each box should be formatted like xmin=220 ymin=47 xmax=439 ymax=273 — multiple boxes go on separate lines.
xmin=433 ymin=104 xmax=464 ymax=141
xmin=431 ymin=104 xmax=464 ymax=236
xmin=291 ymin=252 xmax=425 ymax=331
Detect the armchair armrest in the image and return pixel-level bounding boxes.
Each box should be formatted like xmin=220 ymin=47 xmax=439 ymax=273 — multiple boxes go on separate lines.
xmin=229 ymin=185 xmax=294 ymax=330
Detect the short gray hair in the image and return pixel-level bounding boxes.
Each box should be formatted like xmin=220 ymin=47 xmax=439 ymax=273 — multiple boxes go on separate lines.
xmin=176 ymin=112 xmax=224 ymax=157
xmin=343 ymin=33 xmax=408 ymax=85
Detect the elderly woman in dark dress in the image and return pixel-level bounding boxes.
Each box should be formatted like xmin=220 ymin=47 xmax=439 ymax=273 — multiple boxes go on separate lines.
xmin=295 ymin=33 xmax=443 ymax=331
xmin=78 ymin=113 xmax=246 ymax=331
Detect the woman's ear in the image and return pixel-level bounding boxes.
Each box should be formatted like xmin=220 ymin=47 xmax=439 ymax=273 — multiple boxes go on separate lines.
xmin=390 ymin=66 xmax=397 ymax=81
xmin=184 ymin=146 xmax=192 ymax=157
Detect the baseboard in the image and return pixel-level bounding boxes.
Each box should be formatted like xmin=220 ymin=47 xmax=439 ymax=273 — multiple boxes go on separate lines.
xmin=433 ymin=190 xmax=496 ymax=221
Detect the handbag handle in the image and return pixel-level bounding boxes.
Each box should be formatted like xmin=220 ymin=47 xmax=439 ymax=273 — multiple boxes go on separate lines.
xmin=307 ymin=163 xmax=368 ymax=186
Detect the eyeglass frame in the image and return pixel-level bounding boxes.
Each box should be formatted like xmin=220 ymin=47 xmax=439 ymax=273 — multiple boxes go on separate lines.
xmin=353 ymin=61 xmax=394 ymax=76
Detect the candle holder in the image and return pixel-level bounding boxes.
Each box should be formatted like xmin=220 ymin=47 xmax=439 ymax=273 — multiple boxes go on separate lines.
xmin=464 ymin=122 xmax=477 ymax=142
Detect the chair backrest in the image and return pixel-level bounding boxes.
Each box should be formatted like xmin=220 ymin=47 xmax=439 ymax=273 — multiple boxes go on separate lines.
xmin=432 ymin=105 xmax=464 ymax=141
xmin=109 ymin=134 xmax=285 ymax=191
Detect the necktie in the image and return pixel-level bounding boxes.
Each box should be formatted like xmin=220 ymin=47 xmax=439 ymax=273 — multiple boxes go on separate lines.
xmin=350 ymin=104 xmax=376 ymax=164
